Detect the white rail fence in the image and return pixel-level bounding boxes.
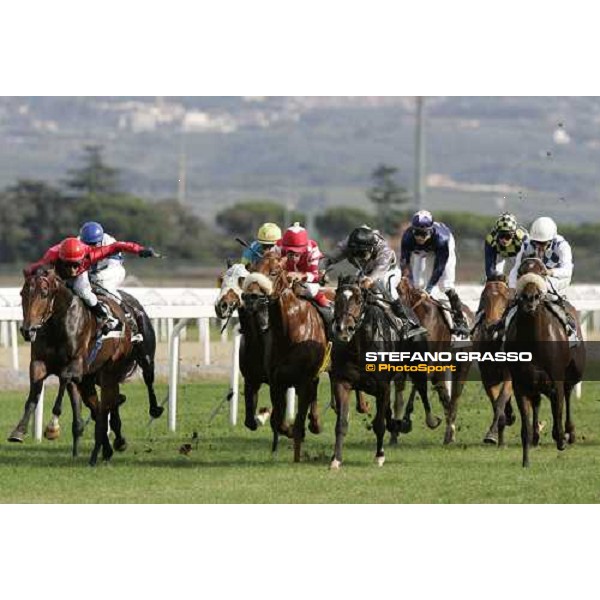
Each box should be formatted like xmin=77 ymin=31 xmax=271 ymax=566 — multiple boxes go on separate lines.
xmin=2 ymin=285 xmax=600 ymax=439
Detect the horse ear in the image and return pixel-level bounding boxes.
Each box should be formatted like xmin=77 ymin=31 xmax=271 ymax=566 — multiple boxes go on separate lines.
xmin=226 ymin=258 xmax=233 ymax=269
xmin=238 ymin=276 xmax=245 ymax=289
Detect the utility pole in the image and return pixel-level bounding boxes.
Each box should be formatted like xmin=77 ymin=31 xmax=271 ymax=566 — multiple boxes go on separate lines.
xmin=177 ymin=129 xmax=187 ymax=204
xmin=414 ymin=96 xmax=426 ymax=211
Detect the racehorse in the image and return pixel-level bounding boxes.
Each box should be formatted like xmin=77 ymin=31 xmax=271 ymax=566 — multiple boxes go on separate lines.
xmin=215 ymin=261 xmax=272 ymax=432
xmin=242 ymin=266 xmax=328 ymax=461
xmin=471 ymin=274 xmax=515 ymax=445
xmin=10 ymin=282 xmax=163 ymax=454
xmin=10 ymin=269 xmax=140 ymax=465
xmin=330 ymin=276 xmax=430 ymax=468
xmin=395 ymin=274 xmax=474 ymax=444
xmin=505 ymin=261 xmax=585 ymax=467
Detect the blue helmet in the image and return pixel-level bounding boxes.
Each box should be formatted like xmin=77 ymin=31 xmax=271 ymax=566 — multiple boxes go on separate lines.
xmin=80 ymin=221 xmax=104 ymax=245
xmin=411 ymin=210 xmax=434 ymax=229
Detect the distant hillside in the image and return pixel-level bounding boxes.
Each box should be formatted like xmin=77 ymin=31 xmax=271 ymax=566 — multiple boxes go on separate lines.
xmin=1 ymin=96 xmax=600 ymax=224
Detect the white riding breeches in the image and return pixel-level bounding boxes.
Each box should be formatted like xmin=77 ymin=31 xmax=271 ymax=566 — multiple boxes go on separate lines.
xmin=90 ymin=264 xmax=126 ymax=300
xmin=69 ymin=271 xmax=98 ymax=307
xmin=411 ymin=236 xmax=456 ymax=299
xmin=382 ymin=268 xmax=401 ymax=300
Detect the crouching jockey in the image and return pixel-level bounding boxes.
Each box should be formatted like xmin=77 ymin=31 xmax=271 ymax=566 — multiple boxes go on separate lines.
xmin=79 ymin=221 xmax=144 ymax=342
xmin=502 ymin=216 xmax=579 ymax=345
xmin=274 ymin=222 xmax=334 ymax=333
xmin=241 ymin=222 xmax=282 ymax=267
xmin=484 ymin=213 xmax=528 ymax=280
xmin=400 ymin=210 xmax=470 ymax=338
xmin=24 ymin=237 xmax=157 ymax=335
xmin=321 ymin=225 xmax=425 ymax=339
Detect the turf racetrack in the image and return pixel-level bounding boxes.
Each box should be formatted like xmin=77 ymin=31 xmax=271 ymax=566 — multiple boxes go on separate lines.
xmin=1 ymin=380 xmax=600 ymax=503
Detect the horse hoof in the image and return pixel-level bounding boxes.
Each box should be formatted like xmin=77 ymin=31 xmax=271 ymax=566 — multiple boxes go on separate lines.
xmin=118 ymin=394 xmax=127 ymax=406
xmin=426 ymin=415 xmax=443 ymax=430
xmin=149 ymin=405 xmax=164 ymax=419
xmin=389 ymin=432 xmax=398 ymax=446
xmin=7 ymin=430 xmax=25 ymax=443
xmin=443 ymin=425 xmax=456 ymax=445
xmin=44 ymin=425 xmax=61 ymax=440
xmin=330 ymin=459 xmax=342 ymax=470
xmin=399 ymin=419 xmax=412 ymax=434
xmin=356 ymin=401 xmax=370 ymax=414
xmin=483 ymin=432 xmax=498 ymax=445
xmin=114 ymin=438 xmax=128 ymax=452
xmin=375 ymin=455 xmax=385 ymax=467
xmin=244 ymin=418 xmax=258 ymax=431
xmin=308 ymin=421 xmax=322 ymax=435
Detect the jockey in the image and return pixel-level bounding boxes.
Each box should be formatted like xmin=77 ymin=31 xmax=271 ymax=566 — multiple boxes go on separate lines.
xmin=241 ymin=222 xmax=282 ymax=266
xmin=507 ymin=216 xmax=578 ymax=343
xmin=79 ymin=221 xmax=126 ymax=298
xmin=484 ymin=213 xmax=528 ymax=279
xmin=320 ymin=225 xmax=426 ymax=338
xmin=400 ymin=210 xmax=470 ymax=337
xmin=24 ymin=237 xmax=156 ymax=333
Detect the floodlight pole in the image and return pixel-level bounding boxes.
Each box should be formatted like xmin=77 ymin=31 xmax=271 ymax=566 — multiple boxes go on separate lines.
xmin=414 ymin=96 xmax=426 ymax=211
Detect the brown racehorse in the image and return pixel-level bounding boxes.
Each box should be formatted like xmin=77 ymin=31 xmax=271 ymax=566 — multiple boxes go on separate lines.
xmin=396 ymin=274 xmax=474 ymax=444
xmin=10 ymin=270 xmax=139 ymax=465
xmin=471 ymin=275 xmax=515 ymax=445
xmin=242 ymin=265 xmax=327 ymax=462
xmin=506 ymin=263 xmax=585 ymax=467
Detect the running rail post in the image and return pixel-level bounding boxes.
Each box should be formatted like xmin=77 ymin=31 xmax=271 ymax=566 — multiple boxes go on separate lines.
xmin=34 ymin=382 xmax=45 ymax=441
xmin=230 ymin=329 xmax=241 ymax=425
xmin=575 ymin=311 xmax=589 ymax=399
xmin=168 ymin=319 xmax=189 ymax=432
xmin=200 ymin=317 xmax=210 ymax=366
xmin=286 ymin=388 xmax=296 ymax=421
xmin=10 ymin=320 xmax=18 ymax=370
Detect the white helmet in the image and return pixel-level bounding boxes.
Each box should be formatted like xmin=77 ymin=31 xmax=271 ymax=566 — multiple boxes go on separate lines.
xmin=529 ymin=217 xmax=557 ymax=242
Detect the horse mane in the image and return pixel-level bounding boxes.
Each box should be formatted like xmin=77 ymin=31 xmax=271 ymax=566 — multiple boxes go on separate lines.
xmin=486 ymin=273 xmax=507 ymax=284
xmin=516 ymin=272 xmax=547 ymax=295
xmin=243 ymin=272 xmax=273 ymax=295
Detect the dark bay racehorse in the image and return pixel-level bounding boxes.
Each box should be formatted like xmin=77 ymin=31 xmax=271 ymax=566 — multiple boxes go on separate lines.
xmin=471 ymin=275 xmax=515 ymax=445
xmin=330 ymin=276 xmax=430 ymax=467
xmin=243 ymin=267 xmax=328 ymax=462
xmin=396 ymin=275 xmax=474 ymax=444
xmin=215 ymin=262 xmax=270 ymax=431
xmin=506 ymin=266 xmax=585 ymax=467
xmin=10 ymin=270 xmax=140 ymax=465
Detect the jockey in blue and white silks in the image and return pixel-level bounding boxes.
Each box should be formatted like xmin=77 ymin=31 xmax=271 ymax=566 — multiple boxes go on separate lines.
xmin=400 ymin=210 xmax=469 ymax=337
xmin=79 ymin=221 xmax=126 ymax=299
xmin=508 ymin=216 xmax=573 ymax=294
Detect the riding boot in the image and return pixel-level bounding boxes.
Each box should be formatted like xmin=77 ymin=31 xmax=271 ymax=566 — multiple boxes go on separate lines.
xmin=390 ymin=299 xmax=427 ymax=339
xmin=553 ymin=295 xmax=580 ymax=346
xmin=445 ymin=288 xmax=470 ymax=338
xmin=314 ymin=291 xmax=335 ymax=340
xmin=492 ymin=298 xmax=516 ymax=341
xmin=90 ymin=302 xmax=119 ymax=335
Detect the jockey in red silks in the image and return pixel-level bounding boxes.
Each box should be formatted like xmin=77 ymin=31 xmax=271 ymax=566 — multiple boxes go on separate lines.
xmin=24 ymin=237 xmax=156 ymax=331
xmin=275 ymin=222 xmax=330 ymax=308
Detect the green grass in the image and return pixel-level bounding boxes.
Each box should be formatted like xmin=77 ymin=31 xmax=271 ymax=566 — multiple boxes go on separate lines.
xmin=1 ymin=380 xmax=600 ymax=503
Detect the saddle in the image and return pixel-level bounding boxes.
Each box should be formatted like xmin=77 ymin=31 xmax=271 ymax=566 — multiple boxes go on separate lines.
xmin=94 ymin=287 xmax=143 ymax=343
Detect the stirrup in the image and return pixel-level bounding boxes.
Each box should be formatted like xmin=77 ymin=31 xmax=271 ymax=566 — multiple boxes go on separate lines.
xmin=404 ymin=324 xmax=427 ymax=339
xmin=131 ymin=333 xmax=144 ymax=343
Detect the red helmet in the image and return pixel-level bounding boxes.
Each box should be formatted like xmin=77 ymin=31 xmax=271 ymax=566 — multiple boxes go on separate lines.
xmin=282 ymin=222 xmax=308 ymax=253
xmin=58 ymin=238 xmax=87 ymax=262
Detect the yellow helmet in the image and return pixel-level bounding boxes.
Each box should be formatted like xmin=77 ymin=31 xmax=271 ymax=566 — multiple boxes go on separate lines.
xmin=257 ymin=222 xmax=282 ymax=245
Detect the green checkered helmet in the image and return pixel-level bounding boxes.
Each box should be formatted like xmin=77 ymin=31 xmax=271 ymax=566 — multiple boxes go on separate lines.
xmin=495 ymin=213 xmax=517 ymax=233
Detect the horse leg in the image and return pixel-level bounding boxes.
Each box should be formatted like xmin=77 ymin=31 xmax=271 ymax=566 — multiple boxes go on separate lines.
xmin=419 ymin=380 xmax=442 ymax=430
xmin=444 ymin=371 xmax=467 ymax=445
xmin=483 ymin=383 xmax=502 ymax=445
xmin=244 ymin=379 xmax=259 ymax=431
xmin=308 ymin=378 xmax=322 ymax=435
xmin=550 ymin=387 xmax=567 ymax=451
xmin=373 ymin=385 xmax=390 ymax=467
xmin=496 ymin=380 xmax=513 ymax=447
xmin=65 ymin=382 xmax=84 ymax=457
xmin=269 ymin=383 xmax=288 ymax=453
xmin=136 ymin=347 xmax=163 ymax=419
xmin=532 ymin=394 xmax=543 ymax=447
xmin=564 ymin=382 xmax=576 ymax=444
xmin=389 ymin=382 xmax=403 ymax=445
xmin=293 ymin=380 xmax=316 ymax=463
xmin=330 ymin=380 xmax=351 ymax=469
xmin=399 ymin=385 xmax=417 ymax=434
xmin=355 ymin=390 xmax=370 ymax=414
xmin=8 ymin=361 xmax=47 ymax=442
xmin=516 ymin=393 xmax=532 ymax=468
xmin=44 ymin=380 xmax=67 ymax=440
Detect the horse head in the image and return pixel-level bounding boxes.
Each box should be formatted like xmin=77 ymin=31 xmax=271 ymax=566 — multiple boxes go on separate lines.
xmin=215 ymin=263 xmax=249 ymax=319
xmin=20 ymin=269 xmax=63 ymax=342
xmin=516 ymin=273 xmax=547 ymax=315
xmin=334 ymin=276 xmax=366 ymax=343
xmin=481 ymin=276 xmax=511 ymax=325
xmin=242 ymin=272 xmax=274 ymax=332
xmin=518 ymin=257 xmax=548 ymax=279
xmin=250 ymin=248 xmax=284 ymax=278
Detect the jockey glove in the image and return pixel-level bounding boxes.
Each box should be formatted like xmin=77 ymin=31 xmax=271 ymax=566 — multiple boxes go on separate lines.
xmin=139 ymin=247 xmax=156 ymax=258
